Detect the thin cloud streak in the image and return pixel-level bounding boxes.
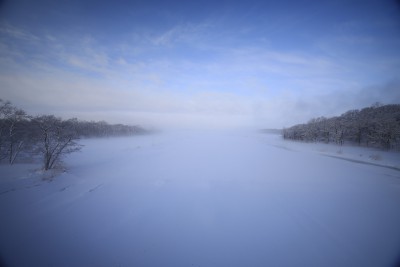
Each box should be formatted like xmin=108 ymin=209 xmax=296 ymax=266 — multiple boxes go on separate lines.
xmin=1 ymin=0 xmax=399 ymax=129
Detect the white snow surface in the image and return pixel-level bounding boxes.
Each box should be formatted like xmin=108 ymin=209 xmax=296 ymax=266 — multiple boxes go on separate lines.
xmin=1 ymin=130 xmax=400 ymax=267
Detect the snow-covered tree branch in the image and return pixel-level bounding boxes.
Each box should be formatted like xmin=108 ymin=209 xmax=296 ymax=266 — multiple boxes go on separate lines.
xmin=283 ymin=104 xmax=400 ymax=150
xmin=0 ymin=99 xmax=147 ymax=169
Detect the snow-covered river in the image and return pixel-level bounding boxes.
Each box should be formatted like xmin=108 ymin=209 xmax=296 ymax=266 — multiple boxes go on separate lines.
xmin=1 ymin=130 xmax=400 ymax=267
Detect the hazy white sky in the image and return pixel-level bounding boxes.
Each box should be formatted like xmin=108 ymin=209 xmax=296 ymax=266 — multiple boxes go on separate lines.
xmin=1 ymin=0 xmax=399 ymax=129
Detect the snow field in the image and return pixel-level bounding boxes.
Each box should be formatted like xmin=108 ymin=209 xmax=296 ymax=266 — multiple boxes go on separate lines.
xmin=1 ymin=130 xmax=400 ymax=267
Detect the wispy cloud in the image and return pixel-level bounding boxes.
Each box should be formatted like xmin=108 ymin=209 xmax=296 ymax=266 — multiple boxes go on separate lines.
xmin=1 ymin=19 xmax=398 ymax=129
xmin=0 ymin=24 xmax=40 ymax=42
xmin=150 ymin=21 xmax=213 ymax=47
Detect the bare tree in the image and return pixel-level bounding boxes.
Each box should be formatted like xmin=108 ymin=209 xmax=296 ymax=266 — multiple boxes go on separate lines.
xmin=33 ymin=115 xmax=82 ymax=170
xmin=0 ymin=99 xmax=13 ymax=161
xmin=6 ymin=108 xmax=29 ymax=164
xmin=0 ymin=100 xmax=30 ymax=163
xmin=329 ymin=117 xmax=344 ymax=145
xmin=0 ymin=99 xmax=146 ymax=169
xmin=282 ymin=104 xmax=400 ymax=150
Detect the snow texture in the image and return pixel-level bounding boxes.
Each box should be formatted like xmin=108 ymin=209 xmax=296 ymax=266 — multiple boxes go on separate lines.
xmin=1 ymin=130 xmax=400 ymax=267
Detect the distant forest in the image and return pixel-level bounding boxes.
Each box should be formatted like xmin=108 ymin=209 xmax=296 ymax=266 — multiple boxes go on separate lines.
xmin=0 ymin=99 xmax=146 ymax=169
xmin=283 ymin=103 xmax=400 ymax=151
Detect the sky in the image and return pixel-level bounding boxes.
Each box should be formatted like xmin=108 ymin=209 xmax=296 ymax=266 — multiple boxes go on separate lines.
xmin=0 ymin=0 xmax=400 ymax=129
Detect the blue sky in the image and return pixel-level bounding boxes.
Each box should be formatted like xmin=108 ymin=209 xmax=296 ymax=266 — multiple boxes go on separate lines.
xmin=1 ymin=0 xmax=400 ymax=129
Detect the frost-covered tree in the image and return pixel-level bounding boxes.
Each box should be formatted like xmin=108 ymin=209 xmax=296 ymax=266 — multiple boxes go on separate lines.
xmin=32 ymin=115 xmax=82 ymax=170
xmin=331 ymin=117 xmax=345 ymax=145
xmin=282 ymin=104 xmax=400 ymax=150
xmin=0 ymin=99 xmax=13 ymax=161
xmin=0 ymin=99 xmax=31 ymax=163
xmin=0 ymin=99 xmax=146 ymax=167
xmin=5 ymin=108 xmax=29 ymax=164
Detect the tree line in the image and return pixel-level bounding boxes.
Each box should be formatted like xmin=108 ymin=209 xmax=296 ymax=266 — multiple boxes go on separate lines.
xmin=0 ymin=99 xmax=146 ymax=170
xmin=282 ymin=103 xmax=400 ymax=150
